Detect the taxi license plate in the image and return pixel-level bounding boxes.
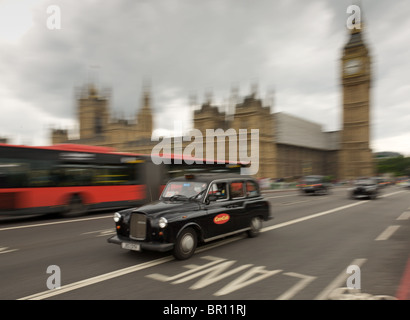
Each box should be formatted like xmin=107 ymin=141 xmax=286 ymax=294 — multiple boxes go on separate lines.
xmin=121 ymin=242 xmax=141 ymax=251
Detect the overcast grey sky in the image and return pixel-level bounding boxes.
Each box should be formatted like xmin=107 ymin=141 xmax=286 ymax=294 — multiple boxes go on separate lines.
xmin=0 ymin=0 xmax=409 ymax=155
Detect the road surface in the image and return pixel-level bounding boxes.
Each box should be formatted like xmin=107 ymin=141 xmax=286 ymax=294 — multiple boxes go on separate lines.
xmin=1 ymin=185 xmax=409 ymax=302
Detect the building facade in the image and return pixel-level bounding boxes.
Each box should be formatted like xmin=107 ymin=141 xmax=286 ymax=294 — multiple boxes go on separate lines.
xmin=51 ymin=27 xmax=374 ymax=181
xmin=51 ymin=83 xmax=155 ymax=155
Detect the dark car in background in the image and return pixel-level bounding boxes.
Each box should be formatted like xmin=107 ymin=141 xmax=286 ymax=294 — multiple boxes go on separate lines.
xmin=298 ymin=175 xmax=331 ymax=195
xmin=108 ymin=173 xmax=272 ymax=260
xmin=401 ymin=179 xmax=410 ymax=189
xmin=349 ymin=177 xmax=379 ymax=200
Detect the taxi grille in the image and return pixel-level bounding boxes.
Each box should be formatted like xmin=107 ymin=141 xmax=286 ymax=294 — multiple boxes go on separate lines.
xmin=129 ymin=213 xmax=147 ymax=240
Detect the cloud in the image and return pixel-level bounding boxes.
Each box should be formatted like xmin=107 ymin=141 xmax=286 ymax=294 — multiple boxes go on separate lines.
xmin=374 ymin=132 xmax=410 ymax=157
xmin=0 ymin=0 xmax=409 ymax=157
xmin=0 ymin=0 xmax=36 ymax=43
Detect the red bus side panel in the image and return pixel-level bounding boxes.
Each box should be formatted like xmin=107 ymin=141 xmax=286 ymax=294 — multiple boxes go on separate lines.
xmin=0 ymin=185 xmax=146 ymax=210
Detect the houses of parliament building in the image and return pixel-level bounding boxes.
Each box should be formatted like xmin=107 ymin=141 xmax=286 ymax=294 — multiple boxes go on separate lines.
xmin=51 ymin=26 xmax=375 ymax=181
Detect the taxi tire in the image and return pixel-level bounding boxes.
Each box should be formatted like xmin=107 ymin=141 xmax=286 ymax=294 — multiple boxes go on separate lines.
xmin=173 ymin=227 xmax=197 ymax=260
xmin=247 ymin=216 xmax=262 ymax=238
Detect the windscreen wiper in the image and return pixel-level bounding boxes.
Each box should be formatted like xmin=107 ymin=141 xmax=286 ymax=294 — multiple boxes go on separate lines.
xmin=169 ymin=194 xmax=188 ymax=202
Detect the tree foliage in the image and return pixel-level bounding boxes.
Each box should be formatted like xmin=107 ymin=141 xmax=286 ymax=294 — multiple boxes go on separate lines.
xmin=377 ymin=156 xmax=410 ymax=176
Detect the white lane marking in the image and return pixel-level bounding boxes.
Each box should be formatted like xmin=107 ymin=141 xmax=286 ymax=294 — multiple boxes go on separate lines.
xmin=0 ymin=247 xmax=18 ymax=254
xmin=379 ymin=190 xmax=405 ymax=198
xmin=276 ymin=272 xmax=316 ymax=300
xmin=397 ymin=211 xmax=410 ymax=220
xmin=19 ymin=256 xmax=174 ymax=300
xmin=18 ymin=189 xmax=405 ymax=300
xmin=375 ymin=225 xmax=400 ymax=241
xmin=264 ymin=194 xmax=298 ymax=199
xmin=19 ymin=235 xmax=246 ymax=300
xmin=262 ymin=201 xmax=368 ymax=233
xmin=82 ymin=229 xmax=116 ymax=237
xmin=314 ymin=258 xmax=367 ymax=300
xmin=0 ymin=215 xmax=112 ymax=232
xmin=281 ymin=199 xmax=324 ymax=206
xmin=262 ymin=189 xmax=404 ymax=233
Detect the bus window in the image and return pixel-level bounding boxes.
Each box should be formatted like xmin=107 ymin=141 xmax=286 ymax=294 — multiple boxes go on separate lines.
xmin=28 ymin=160 xmax=55 ymax=187
xmin=0 ymin=161 xmax=29 ymax=188
xmin=51 ymin=165 xmax=93 ymax=186
xmin=93 ymin=165 xmax=137 ymax=186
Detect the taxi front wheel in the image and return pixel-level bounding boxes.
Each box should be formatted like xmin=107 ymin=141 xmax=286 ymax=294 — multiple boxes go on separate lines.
xmin=247 ymin=216 xmax=262 ymax=238
xmin=173 ymin=227 xmax=197 ymax=260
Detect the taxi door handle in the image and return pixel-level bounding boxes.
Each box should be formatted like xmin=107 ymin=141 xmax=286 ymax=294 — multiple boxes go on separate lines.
xmin=226 ymin=204 xmax=241 ymax=208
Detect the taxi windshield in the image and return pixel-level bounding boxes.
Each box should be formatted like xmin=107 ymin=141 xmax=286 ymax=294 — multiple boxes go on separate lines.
xmin=354 ymin=179 xmax=375 ymax=186
xmin=161 ymin=181 xmax=208 ymax=201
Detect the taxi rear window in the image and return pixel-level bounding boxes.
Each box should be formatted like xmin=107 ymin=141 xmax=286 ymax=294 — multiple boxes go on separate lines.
xmin=230 ymin=181 xmax=245 ymax=198
xmin=246 ymin=180 xmax=259 ymax=197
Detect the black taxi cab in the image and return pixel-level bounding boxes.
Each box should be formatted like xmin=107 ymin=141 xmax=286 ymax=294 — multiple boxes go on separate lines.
xmin=298 ymin=175 xmax=331 ymax=195
xmin=349 ymin=177 xmax=380 ymax=200
xmin=107 ymin=173 xmax=272 ymax=260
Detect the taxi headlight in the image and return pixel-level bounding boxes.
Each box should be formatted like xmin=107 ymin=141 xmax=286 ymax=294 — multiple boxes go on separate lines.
xmin=159 ymin=217 xmax=168 ymax=228
xmin=113 ymin=212 xmax=122 ymax=223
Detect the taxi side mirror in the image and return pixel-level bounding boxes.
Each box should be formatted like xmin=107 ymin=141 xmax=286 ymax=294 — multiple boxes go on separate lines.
xmin=206 ymin=194 xmax=217 ymax=204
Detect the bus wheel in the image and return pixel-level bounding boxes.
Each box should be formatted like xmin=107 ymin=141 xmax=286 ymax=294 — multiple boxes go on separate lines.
xmin=64 ymin=195 xmax=87 ymax=217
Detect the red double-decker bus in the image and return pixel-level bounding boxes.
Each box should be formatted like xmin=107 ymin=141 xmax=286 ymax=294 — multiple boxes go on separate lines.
xmin=0 ymin=143 xmax=243 ymax=217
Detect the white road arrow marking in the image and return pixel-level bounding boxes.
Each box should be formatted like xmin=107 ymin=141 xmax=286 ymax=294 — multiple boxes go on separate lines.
xmin=276 ymin=272 xmax=316 ymax=300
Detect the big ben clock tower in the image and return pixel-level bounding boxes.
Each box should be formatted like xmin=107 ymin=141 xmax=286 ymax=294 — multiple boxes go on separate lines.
xmin=339 ymin=25 xmax=374 ymax=180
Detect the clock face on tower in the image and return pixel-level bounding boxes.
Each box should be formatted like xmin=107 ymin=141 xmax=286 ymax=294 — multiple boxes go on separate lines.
xmin=344 ymin=58 xmax=362 ymax=75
